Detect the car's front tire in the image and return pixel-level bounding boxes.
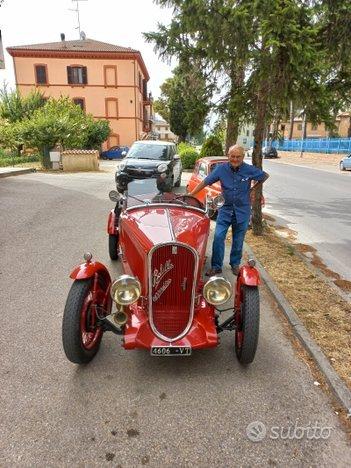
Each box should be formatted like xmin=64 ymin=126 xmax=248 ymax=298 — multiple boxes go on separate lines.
xmin=62 ymin=278 xmax=107 ymax=364
xmin=109 ymin=234 xmax=119 ymax=260
xmin=235 ymin=285 xmax=260 ymax=365
xmin=340 ymin=162 xmax=345 ymax=171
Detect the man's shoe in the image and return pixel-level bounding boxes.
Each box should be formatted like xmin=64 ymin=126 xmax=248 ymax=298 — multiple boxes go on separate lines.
xmin=231 ymin=265 xmax=240 ymax=275
xmin=205 ymin=268 xmax=222 ymax=276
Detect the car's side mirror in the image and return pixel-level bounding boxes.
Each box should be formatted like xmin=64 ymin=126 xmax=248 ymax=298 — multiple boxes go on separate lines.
xmin=109 ymin=190 xmax=121 ymax=203
xmin=121 ymin=151 xmax=127 ymax=157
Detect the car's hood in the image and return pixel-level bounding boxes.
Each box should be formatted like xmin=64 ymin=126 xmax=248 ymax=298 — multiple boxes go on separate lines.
xmin=124 ymin=158 xmax=170 ymax=169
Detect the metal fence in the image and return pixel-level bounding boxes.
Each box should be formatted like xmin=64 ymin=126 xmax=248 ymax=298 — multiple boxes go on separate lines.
xmin=266 ymin=138 xmax=351 ymax=154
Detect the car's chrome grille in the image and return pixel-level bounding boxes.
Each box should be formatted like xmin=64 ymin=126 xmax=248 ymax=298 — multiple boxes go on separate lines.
xmin=149 ymin=244 xmax=196 ymax=340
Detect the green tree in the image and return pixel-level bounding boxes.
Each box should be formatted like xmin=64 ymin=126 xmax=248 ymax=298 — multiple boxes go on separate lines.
xmin=18 ymin=97 xmax=110 ymax=168
xmin=200 ymin=135 xmax=224 ymax=157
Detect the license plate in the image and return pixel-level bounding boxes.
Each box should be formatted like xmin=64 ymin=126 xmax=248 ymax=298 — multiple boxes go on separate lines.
xmin=151 ymin=346 xmax=192 ymax=356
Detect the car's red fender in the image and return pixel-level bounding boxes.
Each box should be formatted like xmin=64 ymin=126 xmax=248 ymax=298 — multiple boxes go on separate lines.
xmin=234 ymin=265 xmax=260 ymax=311
xmin=107 ymin=210 xmax=117 ymax=235
xmin=70 ymin=261 xmax=112 ymax=286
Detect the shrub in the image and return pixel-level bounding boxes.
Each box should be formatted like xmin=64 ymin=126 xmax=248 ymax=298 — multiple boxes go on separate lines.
xmin=179 ymin=147 xmax=199 ymax=169
xmin=200 ymin=135 xmax=224 ymax=157
xmin=0 ymin=153 xmax=40 ymax=167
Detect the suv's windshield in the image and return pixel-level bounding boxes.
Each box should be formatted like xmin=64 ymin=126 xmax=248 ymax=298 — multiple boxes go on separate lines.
xmin=126 ymin=143 xmax=169 ymax=160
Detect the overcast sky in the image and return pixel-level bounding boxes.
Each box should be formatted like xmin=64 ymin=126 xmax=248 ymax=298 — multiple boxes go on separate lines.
xmin=0 ymin=0 xmax=175 ymax=97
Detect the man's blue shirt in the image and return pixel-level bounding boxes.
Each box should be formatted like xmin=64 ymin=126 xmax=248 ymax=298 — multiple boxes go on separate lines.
xmin=203 ymin=162 xmax=266 ymax=223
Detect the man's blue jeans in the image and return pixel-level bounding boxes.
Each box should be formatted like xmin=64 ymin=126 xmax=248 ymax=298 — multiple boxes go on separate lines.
xmin=211 ymin=210 xmax=249 ymax=269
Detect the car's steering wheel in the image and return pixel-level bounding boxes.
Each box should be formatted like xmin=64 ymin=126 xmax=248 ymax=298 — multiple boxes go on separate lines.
xmin=171 ymin=195 xmax=205 ymax=209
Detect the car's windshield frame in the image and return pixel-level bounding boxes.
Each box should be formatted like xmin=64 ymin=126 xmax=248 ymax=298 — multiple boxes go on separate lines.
xmin=126 ymin=143 xmax=171 ymax=161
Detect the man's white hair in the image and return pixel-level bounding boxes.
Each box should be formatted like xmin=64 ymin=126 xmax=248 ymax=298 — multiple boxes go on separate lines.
xmin=228 ymin=144 xmax=245 ymax=156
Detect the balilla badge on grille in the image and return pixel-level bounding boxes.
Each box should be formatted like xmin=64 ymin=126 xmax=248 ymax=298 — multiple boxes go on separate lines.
xmin=152 ymin=278 xmax=172 ymax=302
xmin=152 ymin=259 xmax=174 ymax=288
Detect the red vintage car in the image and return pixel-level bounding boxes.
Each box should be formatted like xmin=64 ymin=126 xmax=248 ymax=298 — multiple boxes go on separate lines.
xmin=186 ymin=157 xmax=227 ymax=217
xmin=62 ymin=179 xmax=261 ymax=364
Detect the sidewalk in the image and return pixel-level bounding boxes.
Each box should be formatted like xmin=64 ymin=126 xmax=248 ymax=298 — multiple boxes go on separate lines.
xmin=0 ymin=167 xmax=36 ymax=178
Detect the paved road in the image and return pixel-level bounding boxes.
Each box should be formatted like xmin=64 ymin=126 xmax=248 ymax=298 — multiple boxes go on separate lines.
xmin=262 ymin=160 xmax=351 ymax=281
xmin=1 ymin=165 xmax=350 ymax=466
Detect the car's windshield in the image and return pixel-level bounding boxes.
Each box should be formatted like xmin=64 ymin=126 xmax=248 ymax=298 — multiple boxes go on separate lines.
xmin=126 ymin=143 xmax=169 ymax=160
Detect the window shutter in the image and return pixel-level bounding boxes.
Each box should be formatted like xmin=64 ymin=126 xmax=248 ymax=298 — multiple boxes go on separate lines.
xmin=82 ymin=67 xmax=87 ymax=84
xmin=67 ymin=66 xmax=73 ymax=84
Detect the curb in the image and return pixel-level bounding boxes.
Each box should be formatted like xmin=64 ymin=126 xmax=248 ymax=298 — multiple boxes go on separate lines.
xmin=245 ymin=242 xmax=351 ymax=413
xmin=0 ymin=168 xmax=36 ymax=178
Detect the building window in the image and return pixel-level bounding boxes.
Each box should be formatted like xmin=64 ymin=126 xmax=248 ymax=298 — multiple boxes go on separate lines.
xmin=165 ymin=133 xmax=169 ymax=139
xmin=297 ymin=124 xmax=302 ymax=130
xmin=104 ymin=65 xmax=117 ymax=87
xmin=73 ymin=98 xmax=85 ymax=111
xmin=138 ymin=72 xmax=142 ymax=90
xmin=35 ymin=65 xmax=48 ymax=85
xmin=67 ymin=66 xmax=87 ymax=85
xmin=105 ymin=98 xmax=118 ymax=118
xmin=246 ymin=129 xmax=250 ymax=136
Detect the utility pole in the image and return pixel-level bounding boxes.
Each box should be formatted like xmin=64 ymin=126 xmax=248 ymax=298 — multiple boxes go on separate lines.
xmin=69 ymin=0 xmax=88 ymax=38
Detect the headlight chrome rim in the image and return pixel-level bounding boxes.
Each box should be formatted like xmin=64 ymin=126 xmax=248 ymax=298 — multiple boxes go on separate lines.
xmin=110 ymin=275 xmax=141 ymax=305
xmin=157 ymin=163 xmax=168 ymax=173
xmin=203 ymin=276 xmax=232 ymax=305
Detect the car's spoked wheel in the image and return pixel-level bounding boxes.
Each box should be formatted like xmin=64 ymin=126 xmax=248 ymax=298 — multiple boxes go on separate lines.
xmin=235 ymin=285 xmax=260 ymax=365
xmin=62 ymin=277 xmax=108 ymax=364
xmin=109 ymin=233 xmax=119 ymax=260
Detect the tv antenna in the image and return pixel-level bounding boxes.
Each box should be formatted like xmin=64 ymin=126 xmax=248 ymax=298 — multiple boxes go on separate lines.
xmin=69 ymin=0 xmax=88 ymax=38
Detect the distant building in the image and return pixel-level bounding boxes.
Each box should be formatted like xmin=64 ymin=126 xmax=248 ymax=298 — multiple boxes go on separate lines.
xmin=237 ymin=124 xmax=255 ymax=149
xmin=152 ymin=115 xmax=177 ymax=142
xmin=281 ymin=112 xmax=351 ymax=139
xmin=7 ymin=37 xmax=152 ymax=148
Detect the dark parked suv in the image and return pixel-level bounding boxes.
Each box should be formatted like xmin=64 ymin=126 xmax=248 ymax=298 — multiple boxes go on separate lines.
xmin=115 ymin=141 xmax=182 ymax=193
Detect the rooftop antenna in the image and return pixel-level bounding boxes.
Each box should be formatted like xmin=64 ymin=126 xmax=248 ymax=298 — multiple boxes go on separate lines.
xmin=69 ymin=0 xmax=88 ymax=38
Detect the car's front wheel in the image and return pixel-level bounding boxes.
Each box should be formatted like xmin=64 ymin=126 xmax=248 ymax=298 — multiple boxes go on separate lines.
xmin=340 ymin=162 xmax=345 ymax=171
xmin=109 ymin=233 xmax=119 ymax=260
xmin=62 ymin=278 xmax=108 ymax=364
xmin=235 ymin=285 xmax=260 ymax=365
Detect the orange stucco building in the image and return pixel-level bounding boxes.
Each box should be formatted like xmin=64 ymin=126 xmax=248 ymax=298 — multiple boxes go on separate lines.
xmin=7 ymin=37 xmax=152 ymax=148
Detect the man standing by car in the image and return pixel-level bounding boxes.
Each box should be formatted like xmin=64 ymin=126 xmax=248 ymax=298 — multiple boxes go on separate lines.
xmin=189 ymin=145 xmax=269 ymax=275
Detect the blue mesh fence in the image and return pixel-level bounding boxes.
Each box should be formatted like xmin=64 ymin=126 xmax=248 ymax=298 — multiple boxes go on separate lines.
xmin=265 ymin=138 xmax=351 ymax=154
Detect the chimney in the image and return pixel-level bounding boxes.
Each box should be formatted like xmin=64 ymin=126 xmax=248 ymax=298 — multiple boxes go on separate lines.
xmin=60 ymin=33 xmax=65 ymax=42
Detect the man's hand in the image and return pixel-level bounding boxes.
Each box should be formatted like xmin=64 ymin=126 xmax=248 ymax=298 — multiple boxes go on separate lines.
xmin=250 ymin=171 xmax=269 ymax=192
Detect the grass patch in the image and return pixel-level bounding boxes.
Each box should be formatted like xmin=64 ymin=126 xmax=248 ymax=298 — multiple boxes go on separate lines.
xmin=245 ymin=226 xmax=351 ymax=390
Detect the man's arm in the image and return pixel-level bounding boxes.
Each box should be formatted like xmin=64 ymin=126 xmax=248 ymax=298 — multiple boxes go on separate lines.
xmin=250 ymin=171 xmax=269 ymax=193
xmin=188 ymin=180 xmax=207 ymax=196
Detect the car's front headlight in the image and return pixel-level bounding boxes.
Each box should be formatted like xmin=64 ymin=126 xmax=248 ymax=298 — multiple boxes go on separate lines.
xmin=110 ymin=275 xmax=141 ymax=305
xmin=157 ymin=163 xmax=168 ymax=173
xmin=118 ymin=162 xmax=126 ymax=171
xmin=203 ymin=276 xmax=232 ymax=305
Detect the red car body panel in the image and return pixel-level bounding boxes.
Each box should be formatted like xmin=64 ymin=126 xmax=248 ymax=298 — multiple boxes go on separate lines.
xmin=107 ymin=210 xmax=117 ymax=235
xmin=123 ymin=298 xmax=218 ymax=349
xmin=70 ymin=261 xmax=112 ymax=285
xmin=187 ymin=157 xmax=227 ymax=203
xmin=119 ymin=205 xmax=210 ymax=294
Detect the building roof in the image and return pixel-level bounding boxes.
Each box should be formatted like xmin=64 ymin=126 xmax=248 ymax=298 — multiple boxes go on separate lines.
xmin=7 ymin=38 xmax=138 ymax=53
xmin=7 ymin=38 xmax=149 ymax=80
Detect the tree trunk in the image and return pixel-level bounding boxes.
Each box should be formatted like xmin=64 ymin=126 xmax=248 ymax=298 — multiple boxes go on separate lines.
xmin=225 ymin=64 xmax=244 ymax=153
xmin=252 ymin=90 xmax=268 ymax=236
xmin=288 ymin=101 xmax=294 ymax=140
xmin=41 ymin=146 xmax=51 ymax=169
